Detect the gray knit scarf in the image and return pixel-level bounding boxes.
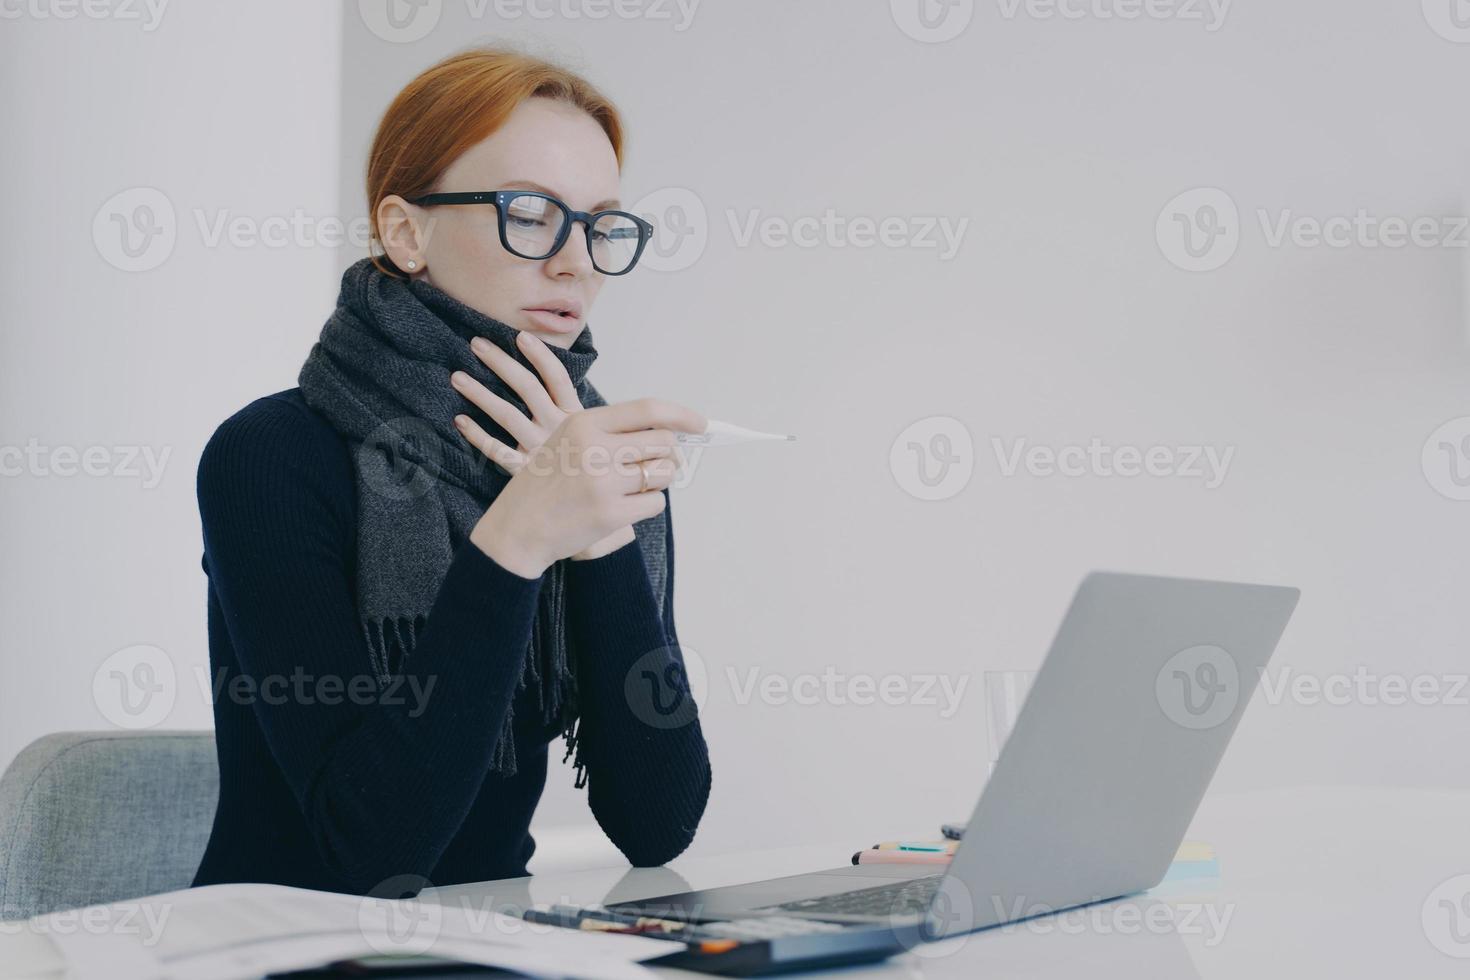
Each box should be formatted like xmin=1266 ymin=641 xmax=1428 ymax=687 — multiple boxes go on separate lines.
xmin=298 ymin=256 xmax=667 ymax=785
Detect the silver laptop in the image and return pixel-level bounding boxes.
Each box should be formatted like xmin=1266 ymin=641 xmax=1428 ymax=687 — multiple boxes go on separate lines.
xmin=609 ymin=571 xmax=1299 ymax=940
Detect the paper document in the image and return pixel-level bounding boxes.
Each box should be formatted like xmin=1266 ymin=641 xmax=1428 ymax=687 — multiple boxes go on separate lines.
xmin=27 ymin=882 xmax=679 ymax=980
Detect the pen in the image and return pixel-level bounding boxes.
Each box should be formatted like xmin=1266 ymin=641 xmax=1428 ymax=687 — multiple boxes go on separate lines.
xmin=524 ymin=904 xmax=763 ymax=952
xmin=675 ymin=419 xmax=796 ymax=447
xmin=526 ymin=904 xmax=693 ymax=934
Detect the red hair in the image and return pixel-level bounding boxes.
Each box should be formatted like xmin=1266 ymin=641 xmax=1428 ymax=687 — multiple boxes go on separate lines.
xmin=366 ymin=47 xmax=625 ymax=277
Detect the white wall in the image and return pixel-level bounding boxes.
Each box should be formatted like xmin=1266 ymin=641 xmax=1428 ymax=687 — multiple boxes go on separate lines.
xmin=335 ymin=1 xmax=1470 ymax=857
xmin=3 ymin=1 xmax=1468 ymax=867
xmin=0 ymin=4 xmax=342 ymax=759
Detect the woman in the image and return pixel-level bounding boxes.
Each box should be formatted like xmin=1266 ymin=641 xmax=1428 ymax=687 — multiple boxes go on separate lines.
xmin=191 ymin=48 xmax=712 ymax=896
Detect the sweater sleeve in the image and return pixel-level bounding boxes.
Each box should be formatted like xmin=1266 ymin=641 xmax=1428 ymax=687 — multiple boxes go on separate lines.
xmin=197 ymin=399 xmax=543 ymax=893
xmin=563 ymin=489 xmax=713 ymax=866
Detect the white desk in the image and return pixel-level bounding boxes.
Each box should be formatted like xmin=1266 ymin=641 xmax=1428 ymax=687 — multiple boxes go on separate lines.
xmin=6 ymin=786 xmax=1470 ymax=978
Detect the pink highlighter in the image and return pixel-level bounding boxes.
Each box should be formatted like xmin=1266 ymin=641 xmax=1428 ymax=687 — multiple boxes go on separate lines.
xmin=851 ymin=850 xmax=954 ymax=866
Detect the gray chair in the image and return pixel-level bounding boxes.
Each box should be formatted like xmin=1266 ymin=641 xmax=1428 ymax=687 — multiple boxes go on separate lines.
xmin=0 ymin=731 xmax=218 ymax=921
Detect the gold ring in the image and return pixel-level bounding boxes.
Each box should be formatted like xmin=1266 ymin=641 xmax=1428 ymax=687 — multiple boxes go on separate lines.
xmin=638 ymin=461 xmax=650 ymax=493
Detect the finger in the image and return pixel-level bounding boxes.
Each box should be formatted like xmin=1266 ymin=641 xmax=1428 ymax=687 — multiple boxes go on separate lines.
xmin=604 ymin=427 xmax=679 ymax=461
xmin=515 ymin=331 xmax=582 ymax=413
xmin=589 ymin=397 xmax=707 ymax=436
xmin=469 ymin=338 xmax=559 ymax=421
xmin=451 ymin=370 xmax=539 ymax=450
xmin=618 ymin=483 xmax=669 ymax=526
xmin=454 ymin=414 xmax=525 ymax=474
xmin=614 ymin=454 xmax=679 ymax=496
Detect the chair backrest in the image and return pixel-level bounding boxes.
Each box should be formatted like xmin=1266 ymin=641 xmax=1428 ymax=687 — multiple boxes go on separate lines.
xmin=0 ymin=731 xmax=217 ymax=921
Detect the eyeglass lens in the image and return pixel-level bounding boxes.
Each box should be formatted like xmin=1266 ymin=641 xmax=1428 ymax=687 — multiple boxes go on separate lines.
xmin=503 ymin=193 xmax=642 ymax=273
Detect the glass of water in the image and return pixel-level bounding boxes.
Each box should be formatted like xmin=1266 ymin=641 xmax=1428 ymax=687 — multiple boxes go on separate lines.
xmin=985 ymin=670 xmax=1037 ymax=776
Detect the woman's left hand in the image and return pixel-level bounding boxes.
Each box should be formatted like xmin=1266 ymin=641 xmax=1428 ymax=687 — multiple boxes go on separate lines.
xmin=451 ymin=330 xmax=636 ymax=561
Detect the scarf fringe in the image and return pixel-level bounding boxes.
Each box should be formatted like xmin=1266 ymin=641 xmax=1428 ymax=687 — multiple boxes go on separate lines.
xmin=362 ymin=560 xmax=587 ymax=786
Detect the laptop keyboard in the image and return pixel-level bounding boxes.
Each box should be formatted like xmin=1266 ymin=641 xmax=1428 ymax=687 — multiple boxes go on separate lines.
xmin=757 ymin=874 xmax=944 ymax=918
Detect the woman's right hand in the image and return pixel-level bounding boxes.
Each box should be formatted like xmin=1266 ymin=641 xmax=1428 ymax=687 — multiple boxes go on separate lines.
xmin=469 ymin=397 xmax=706 ymax=578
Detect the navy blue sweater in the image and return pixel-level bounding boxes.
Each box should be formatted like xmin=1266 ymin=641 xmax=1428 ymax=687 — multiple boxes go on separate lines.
xmin=191 ymin=387 xmax=711 ymax=896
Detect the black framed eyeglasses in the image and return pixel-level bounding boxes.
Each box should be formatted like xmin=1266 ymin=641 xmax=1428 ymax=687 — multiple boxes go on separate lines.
xmin=407 ymin=190 xmax=654 ymax=276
